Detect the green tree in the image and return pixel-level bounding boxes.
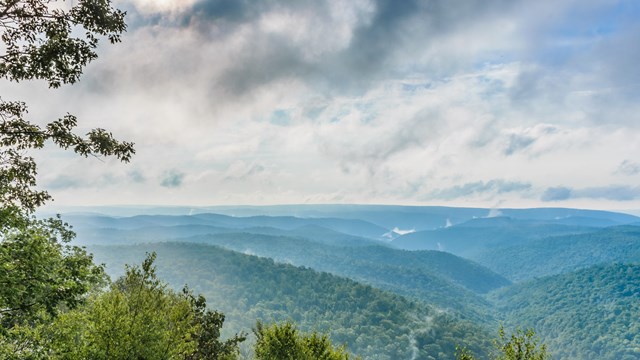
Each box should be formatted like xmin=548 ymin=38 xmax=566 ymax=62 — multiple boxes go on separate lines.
xmin=254 ymin=321 xmax=355 ymax=360
xmin=456 ymin=326 xmax=550 ymax=360
xmin=0 ymin=0 xmax=134 ymax=217
xmin=184 ymin=289 xmax=246 ymax=360
xmin=0 ymin=0 xmax=134 ymax=354
xmin=47 ymin=253 xmax=245 ymax=359
xmin=0 ymin=216 xmax=105 ymax=327
xmin=493 ymin=326 xmax=549 ymax=360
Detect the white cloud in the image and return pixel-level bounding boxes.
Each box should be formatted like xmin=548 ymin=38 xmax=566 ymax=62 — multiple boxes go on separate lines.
xmin=4 ymin=0 xmax=639 ymax=210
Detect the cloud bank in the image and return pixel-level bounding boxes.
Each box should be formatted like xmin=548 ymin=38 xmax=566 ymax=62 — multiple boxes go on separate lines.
xmin=5 ymin=0 xmax=639 ymax=209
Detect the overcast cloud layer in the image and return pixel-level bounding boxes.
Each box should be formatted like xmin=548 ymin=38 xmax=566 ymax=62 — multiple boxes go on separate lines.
xmin=9 ymin=0 xmax=640 ymax=210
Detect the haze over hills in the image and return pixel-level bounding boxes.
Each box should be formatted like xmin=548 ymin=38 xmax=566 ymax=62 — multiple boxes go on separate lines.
xmin=89 ymin=242 xmax=492 ymax=360
xmin=63 ymin=205 xmax=640 ymax=359
xmin=475 ymin=225 xmax=640 ymax=281
xmin=72 ymin=221 xmax=507 ymax=322
xmin=391 ymin=217 xmax=597 ymax=257
xmin=67 ymin=212 xmax=389 ymax=241
xmin=54 ymin=204 xmax=640 ymax=231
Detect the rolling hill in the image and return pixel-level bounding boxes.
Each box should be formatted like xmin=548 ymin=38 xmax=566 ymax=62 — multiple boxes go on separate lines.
xmin=489 ymin=263 xmax=640 ymax=360
xmin=89 ymin=242 xmax=493 ymax=360
xmin=474 ymin=225 xmax=640 ymax=281
xmin=391 ymin=217 xmax=595 ymax=258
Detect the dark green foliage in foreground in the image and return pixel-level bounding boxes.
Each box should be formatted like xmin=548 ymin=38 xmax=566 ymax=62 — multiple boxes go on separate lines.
xmin=489 ymin=263 xmax=640 ymax=359
xmin=254 ymin=321 xmax=354 ymax=360
xmin=0 ymin=0 xmax=134 ymax=355
xmin=91 ymin=242 xmax=492 ymax=360
xmin=46 ymin=253 xmax=244 ymax=359
xmin=0 ymin=215 xmax=106 ymax=357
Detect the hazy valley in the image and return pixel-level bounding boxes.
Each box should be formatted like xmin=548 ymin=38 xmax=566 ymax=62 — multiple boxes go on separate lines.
xmin=62 ymin=204 xmax=640 ymax=359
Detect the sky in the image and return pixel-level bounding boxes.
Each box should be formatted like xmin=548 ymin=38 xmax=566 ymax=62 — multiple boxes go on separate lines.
xmin=7 ymin=0 xmax=640 ymax=210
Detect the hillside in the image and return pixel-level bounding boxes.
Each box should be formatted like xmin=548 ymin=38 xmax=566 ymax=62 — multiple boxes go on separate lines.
xmin=67 ymin=213 xmax=389 ymax=240
xmin=73 ymin=223 xmax=380 ymax=247
xmin=183 ymin=233 xmax=506 ymax=321
xmin=89 ymin=242 xmax=492 ymax=360
xmin=489 ymin=263 xmax=640 ymax=360
xmin=474 ymin=225 xmax=640 ymax=281
xmin=391 ymin=217 xmax=594 ymax=258
xmin=82 ymin=226 xmax=506 ymax=322
xmin=59 ymin=205 xmax=640 ymax=232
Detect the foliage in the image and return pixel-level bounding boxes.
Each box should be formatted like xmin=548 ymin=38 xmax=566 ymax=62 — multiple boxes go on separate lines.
xmin=492 ymin=326 xmax=549 ymax=360
xmin=0 ymin=214 xmax=106 ymax=358
xmin=253 ymin=321 xmax=354 ymax=360
xmin=0 ymin=0 xmax=134 ymax=355
xmin=73 ymin=219 xmax=508 ymax=323
xmin=456 ymin=326 xmax=549 ymax=360
xmin=0 ymin=0 xmax=125 ymax=88
xmin=185 ymin=289 xmax=246 ymax=360
xmin=0 ymin=97 xmax=134 ymax=216
xmin=0 ymin=215 xmax=105 ymax=327
xmin=45 ymin=253 xmax=244 ymax=359
xmin=455 ymin=346 xmax=477 ymax=360
xmin=90 ymin=242 xmax=493 ymax=360
xmin=0 ymin=0 xmax=134 ymax=214
xmin=475 ymin=226 xmax=640 ymax=281
xmin=490 ymin=263 xmax=640 ymax=359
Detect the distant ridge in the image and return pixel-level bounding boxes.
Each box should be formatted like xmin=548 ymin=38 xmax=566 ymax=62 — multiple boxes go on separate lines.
xmin=56 ymin=204 xmax=640 ymax=231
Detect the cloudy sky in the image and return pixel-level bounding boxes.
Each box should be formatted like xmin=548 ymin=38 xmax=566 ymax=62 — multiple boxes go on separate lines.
xmin=10 ymin=0 xmax=640 ymax=210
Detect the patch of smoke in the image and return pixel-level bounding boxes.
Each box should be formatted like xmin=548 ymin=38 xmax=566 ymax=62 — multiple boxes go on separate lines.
xmin=486 ymin=208 xmax=503 ymax=218
xmin=392 ymin=227 xmax=415 ymax=235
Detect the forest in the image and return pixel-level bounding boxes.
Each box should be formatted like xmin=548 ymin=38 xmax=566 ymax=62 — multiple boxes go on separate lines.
xmin=67 ymin=208 xmax=640 ymax=360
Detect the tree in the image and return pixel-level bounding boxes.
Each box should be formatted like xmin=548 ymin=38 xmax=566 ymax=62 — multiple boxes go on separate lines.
xmin=0 ymin=0 xmax=134 ymax=218
xmin=0 ymin=0 xmax=134 ymax=354
xmin=46 ymin=253 xmax=245 ymax=359
xmin=0 ymin=215 xmax=106 ymax=328
xmin=456 ymin=326 xmax=550 ymax=360
xmin=492 ymin=326 xmax=549 ymax=360
xmin=253 ymin=321 xmax=355 ymax=360
xmin=184 ymin=290 xmax=247 ymax=360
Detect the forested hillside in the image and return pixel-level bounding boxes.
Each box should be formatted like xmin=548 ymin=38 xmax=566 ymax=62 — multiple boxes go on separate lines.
xmin=392 ymin=217 xmax=595 ymax=257
xmin=68 ymin=213 xmax=389 ymax=241
xmin=90 ymin=242 xmax=492 ymax=360
xmin=475 ymin=226 xmax=640 ymax=281
xmin=489 ymin=264 xmax=640 ymax=360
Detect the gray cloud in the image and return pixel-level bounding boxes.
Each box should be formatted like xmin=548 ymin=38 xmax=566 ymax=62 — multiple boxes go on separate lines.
xmin=617 ymin=160 xmax=640 ymax=176
xmin=542 ymin=185 xmax=640 ymax=202
xmin=47 ymin=175 xmax=82 ymax=190
xmin=46 ymin=173 xmax=119 ymax=190
xmin=541 ymin=186 xmax=572 ymax=201
xmin=224 ymin=162 xmax=265 ymax=181
xmin=318 ymin=106 xmax=443 ymax=175
xmin=160 ymin=170 xmax=185 ymax=188
xmin=154 ymin=0 xmax=524 ymax=94
xmin=427 ymin=179 xmax=531 ymax=200
xmin=128 ymin=170 xmax=147 ymax=183
xmin=504 ymin=134 xmax=536 ymax=155
xmin=21 ymin=0 xmax=640 ymax=207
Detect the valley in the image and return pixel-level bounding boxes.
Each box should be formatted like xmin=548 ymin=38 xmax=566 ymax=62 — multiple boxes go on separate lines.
xmin=66 ymin=204 xmax=640 ymax=359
